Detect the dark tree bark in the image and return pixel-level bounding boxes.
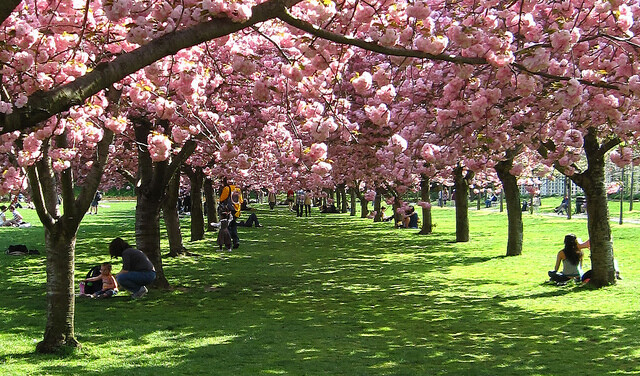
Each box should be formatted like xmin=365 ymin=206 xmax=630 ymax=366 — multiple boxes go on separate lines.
xmin=352 ymin=184 xmax=369 ymax=218
xmin=0 ymin=0 xmax=21 ymax=27
xmin=185 ymin=166 xmax=205 ymax=241
xmin=453 ymin=165 xmax=474 ymax=242
xmin=163 ymin=170 xmax=186 ymax=257
xmin=392 ymin=195 xmax=402 ymax=225
xmin=349 ymin=187 xmax=357 ymax=216
xmin=567 ymin=130 xmax=617 ymax=287
xmin=339 ymin=185 xmax=348 ymax=213
xmin=31 ymin=89 xmax=119 ymax=353
xmin=204 ymin=178 xmax=218 ymax=231
xmin=373 ymin=189 xmax=383 ymax=222
xmin=495 ymin=152 xmax=523 ymax=256
xmin=2 ymin=0 xmax=309 ymax=135
xmin=123 ymin=118 xmax=196 ymax=289
xmin=418 ymin=174 xmax=433 ymax=235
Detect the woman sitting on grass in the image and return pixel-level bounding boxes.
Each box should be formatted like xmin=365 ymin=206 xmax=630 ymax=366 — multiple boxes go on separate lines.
xmin=548 ymin=234 xmax=590 ymax=284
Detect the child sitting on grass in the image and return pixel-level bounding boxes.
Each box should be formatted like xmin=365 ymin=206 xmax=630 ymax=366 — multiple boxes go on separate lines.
xmin=82 ymin=262 xmax=118 ymax=298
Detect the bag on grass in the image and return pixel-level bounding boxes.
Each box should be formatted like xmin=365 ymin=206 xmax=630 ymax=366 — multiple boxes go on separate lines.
xmin=6 ymin=244 xmax=28 ymax=255
xmin=83 ymin=265 xmax=103 ymax=295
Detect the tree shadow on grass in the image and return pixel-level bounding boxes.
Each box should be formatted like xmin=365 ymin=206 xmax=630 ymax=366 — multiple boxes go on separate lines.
xmin=2 ymin=207 xmax=639 ymax=375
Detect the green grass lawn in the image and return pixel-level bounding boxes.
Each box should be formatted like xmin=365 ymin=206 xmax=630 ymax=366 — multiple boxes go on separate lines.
xmin=0 ymin=200 xmax=639 ymax=375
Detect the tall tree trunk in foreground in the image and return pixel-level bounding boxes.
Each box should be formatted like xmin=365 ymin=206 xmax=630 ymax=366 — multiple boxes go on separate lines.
xmin=419 ymin=174 xmax=432 ymax=235
xmin=33 ymin=89 xmax=118 ymax=353
xmin=495 ymin=152 xmax=523 ymax=256
xmin=453 ymin=165 xmax=473 ymax=242
xmin=163 ymin=170 xmax=186 ymax=257
xmin=568 ymin=130 xmax=617 ymax=287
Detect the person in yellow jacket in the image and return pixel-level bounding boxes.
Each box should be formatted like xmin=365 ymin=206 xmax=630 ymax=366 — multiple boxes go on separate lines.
xmin=219 ymin=178 xmax=242 ymax=248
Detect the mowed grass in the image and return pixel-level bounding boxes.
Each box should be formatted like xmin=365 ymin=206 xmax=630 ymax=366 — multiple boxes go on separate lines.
xmin=0 ymin=200 xmax=639 ymax=375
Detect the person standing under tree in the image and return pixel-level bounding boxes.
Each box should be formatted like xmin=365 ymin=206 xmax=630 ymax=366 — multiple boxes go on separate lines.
xmin=268 ymin=190 xmax=277 ymax=210
xmin=219 ymin=178 xmax=243 ymax=249
xmin=295 ymin=189 xmax=305 ymax=217
xmin=304 ymin=189 xmax=312 ymax=217
xmin=89 ymin=191 xmax=102 ymax=215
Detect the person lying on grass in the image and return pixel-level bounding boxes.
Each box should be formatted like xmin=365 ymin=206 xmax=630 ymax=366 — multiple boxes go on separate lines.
xmin=548 ymin=234 xmax=590 ymax=284
xmin=81 ymin=262 xmax=119 ymax=298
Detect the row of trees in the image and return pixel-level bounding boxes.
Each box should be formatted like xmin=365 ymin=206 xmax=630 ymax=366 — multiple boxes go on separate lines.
xmin=1 ymin=0 xmax=638 ymax=352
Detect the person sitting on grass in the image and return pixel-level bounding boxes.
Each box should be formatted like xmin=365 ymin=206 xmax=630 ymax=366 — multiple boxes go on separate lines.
xmin=109 ymin=237 xmax=156 ymax=299
xmin=401 ymin=207 xmax=419 ymax=229
xmin=237 ymin=212 xmax=263 ymax=227
xmin=548 ymin=234 xmax=590 ymax=284
xmin=2 ymin=204 xmax=23 ymax=226
xmin=82 ymin=262 xmax=119 ymax=298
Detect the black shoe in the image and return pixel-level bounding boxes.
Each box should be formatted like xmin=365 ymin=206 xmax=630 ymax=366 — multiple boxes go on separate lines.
xmin=256 ymin=224 xmax=263 ymax=228
xmin=233 ymin=243 xmax=240 ymax=249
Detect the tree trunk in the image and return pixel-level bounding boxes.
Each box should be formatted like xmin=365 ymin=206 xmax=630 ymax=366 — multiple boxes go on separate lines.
xmin=340 ymin=186 xmax=348 ymax=213
xmin=629 ymin=164 xmax=634 ymax=211
xmin=32 ymin=89 xmax=120 ymax=353
xmin=188 ymin=167 xmax=205 ymax=241
xmin=495 ymin=157 xmax=523 ymax=256
xmin=570 ymin=130 xmax=616 ymax=287
xmin=204 ymin=179 xmax=218 ymax=231
xmin=392 ymin=196 xmax=402 ymax=225
xmin=349 ymin=187 xmax=356 ymax=216
xmin=136 ymin=193 xmax=170 ymax=288
xmin=354 ymin=188 xmax=369 ymax=219
xmin=36 ymin=225 xmax=80 ymax=353
xmin=130 ymin=118 xmax=196 ymax=289
xmin=163 ymin=170 xmax=186 ymax=257
xmin=336 ymin=185 xmax=342 ymax=209
xmin=419 ymin=174 xmax=432 ymax=235
xmin=454 ymin=166 xmax=472 ymax=242
xmin=374 ymin=190 xmax=383 ymax=222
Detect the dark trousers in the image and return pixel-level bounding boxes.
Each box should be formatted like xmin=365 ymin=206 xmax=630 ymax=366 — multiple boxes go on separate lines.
xmin=239 ymin=213 xmax=261 ymax=227
xmin=304 ymin=204 xmax=311 ymax=216
xmin=229 ymin=219 xmax=239 ymax=246
xmin=296 ymin=203 xmax=304 ymax=217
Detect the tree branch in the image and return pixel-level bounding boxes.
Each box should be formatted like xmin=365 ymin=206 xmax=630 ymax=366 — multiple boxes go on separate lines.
xmin=277 ymin=8 xmax=622 ymax=90
xmin=0 ymin=0 xmax=21 ymax=27
xmin=0 ymin=0 xmax=303 ymax=135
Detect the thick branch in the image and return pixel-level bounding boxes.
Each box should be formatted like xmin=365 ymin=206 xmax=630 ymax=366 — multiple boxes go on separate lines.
xmin=165 ymin=140 xmax=197 ymax=188
xmin=0 ymin=0 xmax=21 ymax=27
xmin=278 ymin=9 xmax=621 ymax=90
xmin=26 ymin=165 xmax=55 ymax=230
xmin=1 ymin=0 xmax=302 ymax=135
xmin=277 ymin=9 xmax=486 ymax=65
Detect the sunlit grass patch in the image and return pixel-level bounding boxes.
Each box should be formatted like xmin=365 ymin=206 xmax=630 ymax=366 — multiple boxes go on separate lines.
xmin=0 ymin=200 xmax=639 ymax=375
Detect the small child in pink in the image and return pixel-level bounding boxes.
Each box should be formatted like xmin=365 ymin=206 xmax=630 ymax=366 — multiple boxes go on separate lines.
xmin=82 ymin=262 xmax=119 ymax=298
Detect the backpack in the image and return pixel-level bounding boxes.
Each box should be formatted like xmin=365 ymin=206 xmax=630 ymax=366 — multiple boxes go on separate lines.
xmin=83 ymin=265 xmax=103 ymax=295
xmin=219 ymin=185 xmax=241 ymax=217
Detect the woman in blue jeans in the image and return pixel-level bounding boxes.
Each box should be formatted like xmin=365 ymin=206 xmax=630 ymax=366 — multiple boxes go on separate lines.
xmin=109 ymin=237 xmax=156 ymax=299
